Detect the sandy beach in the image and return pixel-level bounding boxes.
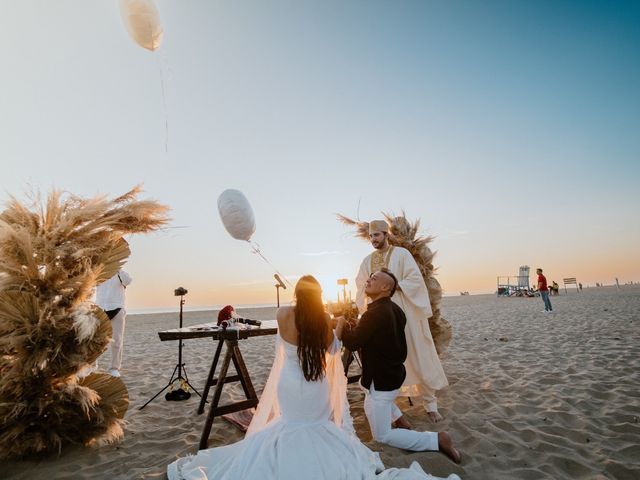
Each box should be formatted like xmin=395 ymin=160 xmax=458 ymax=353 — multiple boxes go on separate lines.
xmin=3 ymin=1 xmax=639 ymax=479
xmin=4 ymin=285 xmax=639 ymax=479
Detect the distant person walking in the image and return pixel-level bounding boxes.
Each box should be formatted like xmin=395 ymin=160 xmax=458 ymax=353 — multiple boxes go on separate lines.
xmin=536 ymin=268 xmax=552 ymax=313
xmin=96 ymin=269 xmax=132 ymax=377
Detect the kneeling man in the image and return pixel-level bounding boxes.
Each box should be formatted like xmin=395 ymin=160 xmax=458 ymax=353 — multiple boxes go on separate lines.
xmin=337 ymin=268 xmax=460 ymax=462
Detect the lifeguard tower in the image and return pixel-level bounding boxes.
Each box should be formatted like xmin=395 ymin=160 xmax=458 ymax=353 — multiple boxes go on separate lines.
xmin=497 ymin=265 xmax=531 ymax=296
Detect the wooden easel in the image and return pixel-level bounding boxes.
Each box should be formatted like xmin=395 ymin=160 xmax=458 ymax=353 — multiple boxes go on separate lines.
xmin=197 ymin=335 xmax=259 ymax=449
xmin=156 ymin=320 xmax=278 ymax=451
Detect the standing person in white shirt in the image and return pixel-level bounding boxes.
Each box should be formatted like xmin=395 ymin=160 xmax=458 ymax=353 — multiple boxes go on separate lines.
xmin=96 ymin=269 xmax=132 ymax=377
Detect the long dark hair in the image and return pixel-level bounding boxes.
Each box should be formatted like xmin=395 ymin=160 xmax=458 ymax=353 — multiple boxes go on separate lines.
xmin=294 ymin=275 xmax=329 ymax=382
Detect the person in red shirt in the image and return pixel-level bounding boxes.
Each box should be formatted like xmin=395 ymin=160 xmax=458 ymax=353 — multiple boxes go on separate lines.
xmin=536 ymin=268 xmax=553 ymax=313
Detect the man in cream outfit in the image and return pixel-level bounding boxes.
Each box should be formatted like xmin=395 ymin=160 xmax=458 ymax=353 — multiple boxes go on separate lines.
xmin=96 ymin=269 xmax=132 ymax=377
xmin=355 ymin=220 xmax=448 ymax=422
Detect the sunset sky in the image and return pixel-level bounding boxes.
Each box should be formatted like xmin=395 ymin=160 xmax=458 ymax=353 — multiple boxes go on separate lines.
xmin=2 ymin=1 xmax=639 ymax=311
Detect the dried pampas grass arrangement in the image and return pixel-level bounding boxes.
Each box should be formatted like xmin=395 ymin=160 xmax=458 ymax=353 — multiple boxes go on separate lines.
xmin=0 ymin=185 xmax=169 ymax=459
xmin=337 ymin=212 xmax=452 ymax=356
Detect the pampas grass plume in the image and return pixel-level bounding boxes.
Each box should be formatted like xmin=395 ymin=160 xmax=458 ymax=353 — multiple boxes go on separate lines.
xmin=0 ymin=186 xmax=167 ymax=459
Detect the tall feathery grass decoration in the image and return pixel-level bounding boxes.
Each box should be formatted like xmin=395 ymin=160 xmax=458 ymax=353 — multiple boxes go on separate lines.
xmin=337 ymin=212 xmax=452 ymax=356
xmin=0 ymin=185 xmax=169 ymax=459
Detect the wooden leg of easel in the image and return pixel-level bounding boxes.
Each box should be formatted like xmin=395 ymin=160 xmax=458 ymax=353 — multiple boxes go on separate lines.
xmin=198 ymin=338 xmax=224 ymax=415
xmin=199 ymin=341 xmax=232 ymax=450
xmin=230 ymin=342 xmax=258 ymax=401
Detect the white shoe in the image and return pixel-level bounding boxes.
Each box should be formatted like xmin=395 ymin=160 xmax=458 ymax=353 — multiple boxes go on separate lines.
xmin=109 ymin=369 xmax=121 ymax=377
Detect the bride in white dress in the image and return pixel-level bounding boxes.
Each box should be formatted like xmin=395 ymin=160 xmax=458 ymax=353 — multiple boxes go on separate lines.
xmin=168 ymin=276 xmax=461 ymax=480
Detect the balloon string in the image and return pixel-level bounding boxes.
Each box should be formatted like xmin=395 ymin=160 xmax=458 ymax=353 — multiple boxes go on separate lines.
xmin=250 ymin=241 xmax=293 ymax=287
xmin=158 ymin=51 xmax=169 ymax=153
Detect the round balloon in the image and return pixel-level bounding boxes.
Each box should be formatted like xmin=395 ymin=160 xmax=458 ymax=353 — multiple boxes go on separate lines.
xmin=119 ymin=0 xmax=163 ymax=52
xmin=217 ymin=190 xmax=256 ymax=241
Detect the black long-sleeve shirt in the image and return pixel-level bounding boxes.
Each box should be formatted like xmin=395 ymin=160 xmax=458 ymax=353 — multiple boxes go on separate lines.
xmin=341 ymin=296 xmax=407 ymax=391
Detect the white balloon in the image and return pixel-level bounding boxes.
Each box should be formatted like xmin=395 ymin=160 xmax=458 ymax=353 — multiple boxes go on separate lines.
xmin=119 ymin=0 xmax=163 ymax=52
xmin=217 ymin=190 xmax=256 ymax=241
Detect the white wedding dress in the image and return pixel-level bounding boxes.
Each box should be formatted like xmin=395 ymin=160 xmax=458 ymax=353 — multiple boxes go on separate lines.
xmin=167 ymin=334 xmax=460 ymax=480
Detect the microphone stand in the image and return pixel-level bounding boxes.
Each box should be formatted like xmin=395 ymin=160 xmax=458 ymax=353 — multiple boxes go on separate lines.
xmin=274 ymin=274 xmax=287 ymax=308
xmin=275 ymin=282 xmax=282 ymax=308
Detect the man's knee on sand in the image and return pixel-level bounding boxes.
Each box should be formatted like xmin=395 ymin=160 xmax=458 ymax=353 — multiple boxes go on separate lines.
xmin=374 ymin=432 xmax=394 ymax=445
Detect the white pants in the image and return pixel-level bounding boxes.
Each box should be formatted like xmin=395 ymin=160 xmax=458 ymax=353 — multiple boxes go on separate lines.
xmin=364 ymin=382 xmax=439 ymax=451
xmin=400 ymin=383 xmax=439 ymax=413
xmin=421 ymin=384 xmax=438 ymax=413
xmin=110 ymin=308 xmax=127 ymax=371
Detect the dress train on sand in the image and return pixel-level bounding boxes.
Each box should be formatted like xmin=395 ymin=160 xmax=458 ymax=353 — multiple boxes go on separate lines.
xmin=167 ymin=334 xmax=460 ymax=480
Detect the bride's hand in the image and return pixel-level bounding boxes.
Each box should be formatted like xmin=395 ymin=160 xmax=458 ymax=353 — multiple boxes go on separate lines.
xmin=335 ymin=316 xmax=348 ymax=340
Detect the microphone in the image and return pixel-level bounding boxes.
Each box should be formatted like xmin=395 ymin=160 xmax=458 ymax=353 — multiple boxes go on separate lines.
xmin=217 ymin=305 xmax=262 ymax=327
xmin=236 ymin=317 xmax=262 ymax=327
xmin=274 ymin=274 xmax=287 ymax=289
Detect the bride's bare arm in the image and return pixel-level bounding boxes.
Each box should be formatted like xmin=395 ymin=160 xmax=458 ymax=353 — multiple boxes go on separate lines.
xmin=277 ymin=306 xmax=297 ymax=345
